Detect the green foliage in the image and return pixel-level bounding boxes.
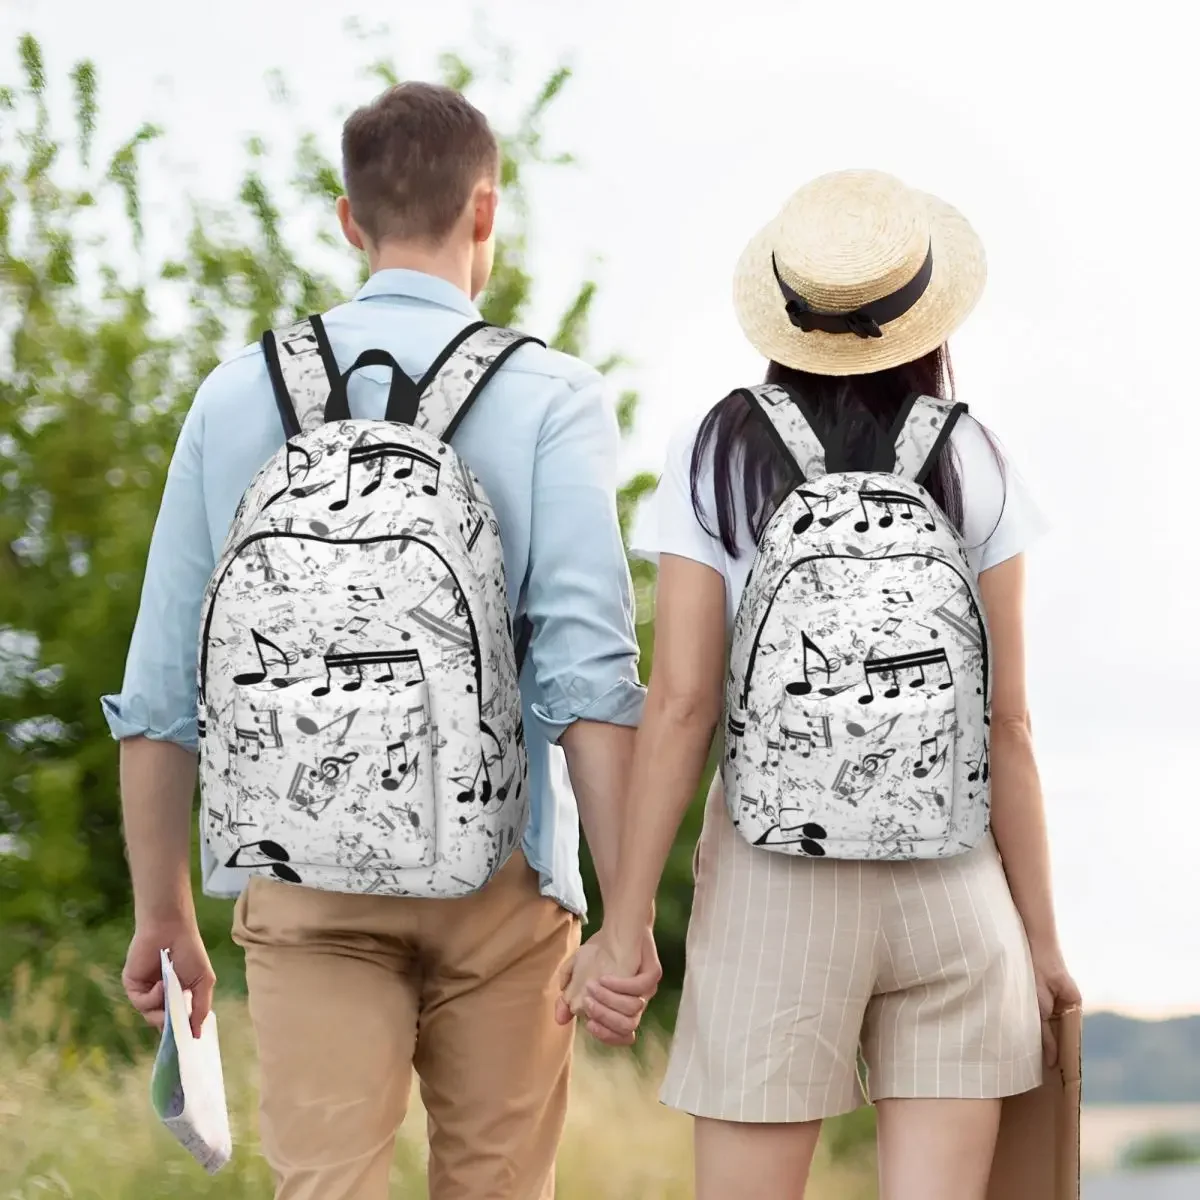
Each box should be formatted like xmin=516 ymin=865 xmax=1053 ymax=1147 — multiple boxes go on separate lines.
xmin=1121 ymin=1131 xmax=1200 ymax=1169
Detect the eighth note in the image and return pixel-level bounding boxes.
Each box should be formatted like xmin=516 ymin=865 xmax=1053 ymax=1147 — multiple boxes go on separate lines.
xmin=785 ymin=632 xmax=840 ymax=697
xmin=854 ymin=488 xmax=936 ymax=533
xmin=295 ymin=708 xmax=359 ymax=744
xmin=912 ymin=735 xmax=946 ymax=779
xmin=858 ymin=649 xmax=953 ymax=704
xmin=234 ymin=629 xmax=300 ymax=688
xmin=329 ymin=442 xmax=441 ymax=512
xmin=382 ymin=740 xmax=420 ymax=792
xmin=312 ymin=648 xmax=425 ymax=697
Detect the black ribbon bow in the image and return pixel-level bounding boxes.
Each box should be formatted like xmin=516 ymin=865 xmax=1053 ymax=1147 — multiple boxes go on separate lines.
xmin=770 ymin=246 xmax=934 ymax=341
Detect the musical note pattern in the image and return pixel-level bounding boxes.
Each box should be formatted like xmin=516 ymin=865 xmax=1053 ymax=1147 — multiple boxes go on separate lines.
xmin=197 ymin=322 xmax=535 ymax=900
xmin=724 ymin=388 xmax=991 ymax=861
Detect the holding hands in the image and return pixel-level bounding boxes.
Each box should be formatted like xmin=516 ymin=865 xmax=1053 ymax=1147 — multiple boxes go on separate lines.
xmin=556 ymin=925 xmax=661 ymax=1046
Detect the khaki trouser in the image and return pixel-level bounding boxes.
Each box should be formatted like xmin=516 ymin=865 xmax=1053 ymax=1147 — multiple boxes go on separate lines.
xmin=232 ymin=851 xmax=580 ymax=1200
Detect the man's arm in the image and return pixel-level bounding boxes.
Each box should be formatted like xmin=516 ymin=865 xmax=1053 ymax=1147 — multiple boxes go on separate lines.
xmin=523 ymin=370 xmax=657 ymax=1043
xmin=522 ymin=369 xmax=646 ymax=911
xmin=104 ymin=396 xmax=218 ymax=1037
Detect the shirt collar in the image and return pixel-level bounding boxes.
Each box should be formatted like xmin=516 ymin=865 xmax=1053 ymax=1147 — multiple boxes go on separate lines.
xmin=354 ymin=268 xmax=481 ymax=319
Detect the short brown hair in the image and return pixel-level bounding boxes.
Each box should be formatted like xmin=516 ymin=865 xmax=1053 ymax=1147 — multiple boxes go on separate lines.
xmin=341 ymin=82 xmax=499 ymax=245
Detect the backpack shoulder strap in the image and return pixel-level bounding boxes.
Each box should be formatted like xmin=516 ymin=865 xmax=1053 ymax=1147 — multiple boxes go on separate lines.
xmin=414 ymin=322 xmax=545 ymax=442
xmin=261 ymin=315 xmax=341 ymax=438
xmin=889 ymin=394 xmax=969 ymax=484
xmin=740 ymin=382 xmax=828 ymax=481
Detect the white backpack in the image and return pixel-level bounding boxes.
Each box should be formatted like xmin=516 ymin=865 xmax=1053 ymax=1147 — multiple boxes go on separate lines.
xmin=197 ymin=315 xmax=540 ymax=898
xmin=724 ymin=384 xmax=992 ymax=860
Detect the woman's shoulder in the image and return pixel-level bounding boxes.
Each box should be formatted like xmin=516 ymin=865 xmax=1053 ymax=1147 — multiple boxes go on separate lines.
xmin=947 ymin=411 xmax=1049 ymax=573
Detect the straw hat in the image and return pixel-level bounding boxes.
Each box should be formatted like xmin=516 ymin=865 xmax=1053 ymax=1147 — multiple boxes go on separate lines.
xmin=732 ymin=169 xmax=986 ymax=376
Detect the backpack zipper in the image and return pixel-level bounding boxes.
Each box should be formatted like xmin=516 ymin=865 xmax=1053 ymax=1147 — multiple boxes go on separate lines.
xmin=198 ymin=530 xmax=482 ymax=714
xmin=739 ymin=552 xmax=988 ymax=708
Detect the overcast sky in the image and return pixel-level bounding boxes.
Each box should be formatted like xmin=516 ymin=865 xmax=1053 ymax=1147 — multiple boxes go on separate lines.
xmin=3 ymin=0 xmax=1196 ymax=1015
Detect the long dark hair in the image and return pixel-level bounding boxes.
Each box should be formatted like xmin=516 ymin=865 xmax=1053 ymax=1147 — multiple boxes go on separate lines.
xmin=690 ymin=345 xmax=1000 ymax=556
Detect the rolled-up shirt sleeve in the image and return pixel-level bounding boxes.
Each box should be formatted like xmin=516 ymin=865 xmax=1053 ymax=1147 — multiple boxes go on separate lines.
xmin=100 ymin=393 xmax=216 ymax=752
xmin=524 ymin=372 xmax=646 ymax=742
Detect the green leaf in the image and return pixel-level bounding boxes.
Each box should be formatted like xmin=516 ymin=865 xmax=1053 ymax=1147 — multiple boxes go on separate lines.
xmin=437 ymin=52 xmax=474 ymax=92
xmin=68 ymin=60 xmax=97 ymax=166
xmin=18 ymin=34 xmax=45 ymax=97
xmin=550 ymin=280 xmax=596 ymax=357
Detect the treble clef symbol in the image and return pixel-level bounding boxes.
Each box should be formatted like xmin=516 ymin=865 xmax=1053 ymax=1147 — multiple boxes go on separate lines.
xmin=310 ymin=752 xmax=359 ymax=784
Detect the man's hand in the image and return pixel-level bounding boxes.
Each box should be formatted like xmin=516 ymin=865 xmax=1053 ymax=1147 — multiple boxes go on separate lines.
xmin=123 ymin=919 xmax=215 ymax=1039
xmin=555 ymin=925 xmax=660 ymax=1046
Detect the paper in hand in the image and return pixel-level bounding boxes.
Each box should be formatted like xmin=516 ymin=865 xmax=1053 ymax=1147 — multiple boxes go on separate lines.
xmin=149 ymin=948 xmax=232 ymax=1174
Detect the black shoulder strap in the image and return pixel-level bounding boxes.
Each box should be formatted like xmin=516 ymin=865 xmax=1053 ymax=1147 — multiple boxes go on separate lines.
xmin=514 ymin=614 xmax=533 ymax=677
xmin=261 ymin=315 xmax=341 ymax=438
xmin=888 ymin=394 xmax=968 ymax=484
xmin=740 ymin=383 xmax=829 ymax=482
xmin=414 ymin=323 xmax=544 ymax=442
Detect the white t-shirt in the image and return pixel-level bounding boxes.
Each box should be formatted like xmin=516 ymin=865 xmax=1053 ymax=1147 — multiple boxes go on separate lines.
xmin=632 ymin=408 xmax=1047 ymax=629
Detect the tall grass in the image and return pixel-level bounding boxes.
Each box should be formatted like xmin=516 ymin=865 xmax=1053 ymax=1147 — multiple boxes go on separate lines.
xmin=0 ymin=966 xmax=877 ymax=1198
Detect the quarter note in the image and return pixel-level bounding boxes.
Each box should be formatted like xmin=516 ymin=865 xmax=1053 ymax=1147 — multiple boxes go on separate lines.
xmin=234 ymin=629 xmax=299 ymax=688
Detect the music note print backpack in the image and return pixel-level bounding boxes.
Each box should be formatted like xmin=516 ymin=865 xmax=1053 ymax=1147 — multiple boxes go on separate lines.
xmin=197 ymin=314 xmax=541 ymax=899
xmin=724 ymin=383 xmax=992 ymax=860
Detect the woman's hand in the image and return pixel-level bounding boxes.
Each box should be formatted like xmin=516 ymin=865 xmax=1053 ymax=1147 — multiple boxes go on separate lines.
xmin=1030 ymin=941 xmax=1081 ymax=1066
xmin=556 ymin=926 xmax=660 ymax=1046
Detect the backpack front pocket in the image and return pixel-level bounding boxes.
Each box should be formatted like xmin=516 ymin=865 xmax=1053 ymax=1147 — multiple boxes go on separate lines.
xmin=220 ymin=678 xmax=439 ymax=875
xmin=768 ymin=666 xmax=958 ymax=855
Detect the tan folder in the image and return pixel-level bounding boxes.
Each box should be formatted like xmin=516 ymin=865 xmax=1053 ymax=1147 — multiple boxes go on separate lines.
xmin=986 ymin=1007 xmax=1082 ymax=1200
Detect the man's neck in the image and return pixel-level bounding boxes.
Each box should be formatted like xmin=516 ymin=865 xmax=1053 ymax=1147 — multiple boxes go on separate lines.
xmin=367 ymin=241 xmax=473 ymax=299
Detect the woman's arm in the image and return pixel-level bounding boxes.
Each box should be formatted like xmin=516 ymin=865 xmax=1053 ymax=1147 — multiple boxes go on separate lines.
xmin=979 ymin=553 xmax=1081 ymax=1058
xmin=978 ymin=555 xmax=1055 ymax=940
xmin=561 ymin=553 xmax=727 ymax=1011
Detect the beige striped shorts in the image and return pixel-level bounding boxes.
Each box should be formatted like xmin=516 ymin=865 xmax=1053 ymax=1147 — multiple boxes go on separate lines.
xmin=661 ymin=779 xmax=1043 ymax=1123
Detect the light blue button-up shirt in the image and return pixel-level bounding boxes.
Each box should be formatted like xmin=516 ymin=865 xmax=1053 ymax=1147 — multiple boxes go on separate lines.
xmin=101 ymin=269 xmax=645 ymax=916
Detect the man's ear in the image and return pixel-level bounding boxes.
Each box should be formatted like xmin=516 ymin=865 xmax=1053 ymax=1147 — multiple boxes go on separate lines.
xmin=472 ymin=180 xmax=498 ymax=246
xmin=337 ymin=195 xmax=367 ymax=252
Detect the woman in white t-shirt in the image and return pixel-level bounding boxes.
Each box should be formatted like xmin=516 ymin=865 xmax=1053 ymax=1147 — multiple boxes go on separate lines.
xmin=562 ymin=171 xmax=1079 ymax=1200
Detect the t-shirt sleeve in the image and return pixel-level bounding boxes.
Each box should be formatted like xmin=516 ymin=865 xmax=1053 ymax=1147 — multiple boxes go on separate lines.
xmin=630 ymin=417 xmax=724 ymax=574
xmin=954 ymin=414 xmax=1050 ymax=574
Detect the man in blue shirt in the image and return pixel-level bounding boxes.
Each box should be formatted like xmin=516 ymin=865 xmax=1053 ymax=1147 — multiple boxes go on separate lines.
xmin=106 ymin=81 xmax=656 ymax=1199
